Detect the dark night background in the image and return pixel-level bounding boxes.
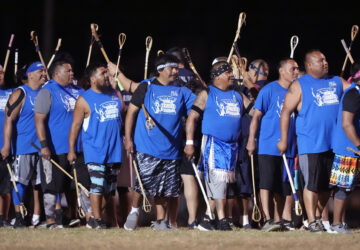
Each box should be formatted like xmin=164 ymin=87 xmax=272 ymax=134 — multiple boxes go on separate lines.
xmin=0 ymin=0 xmax=359 ymax=86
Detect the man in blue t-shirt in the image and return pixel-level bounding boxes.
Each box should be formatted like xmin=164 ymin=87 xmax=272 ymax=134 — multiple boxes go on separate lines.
xmin=247 ymin=58 xmax=299 ymax=231
xmin=0 ymin=64 xmax=13 ymax=228
xmin=68 ymin=63 xmax=122 ymax=229
xmin=278 ymin=50 xmax=350 ymax=232
xmin=124 ymin=54 xmax=195 ymax=231
xmin=1 ymin=62 xmax=46 ymax=228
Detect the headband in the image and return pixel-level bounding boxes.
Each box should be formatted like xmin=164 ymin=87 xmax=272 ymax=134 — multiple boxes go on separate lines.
xmin=156 ymin=62 xmax=178 ymax=71
xmin=210 ymin=63 xmax=232 ymax=79
xmin=347 ymin=70 xmax=360 ymax=83
xmin=249 ymin=63 xmax=268 ymax=77
xmin=26 ymin=62 xmax=44 ymax=77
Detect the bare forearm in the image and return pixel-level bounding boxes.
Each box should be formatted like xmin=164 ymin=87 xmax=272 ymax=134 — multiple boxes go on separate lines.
xmin=343 ymin=124 xmax=360 ymax=147
xmin=248 ymin=116 xmax=259 ymax=142
xmin=125 ymin=109 xmax=138 ymax=141
xmin=69 ymin=123 xmax=82 ymax=153
xmin=35 ymin=116 xmax=48 ymax=142
xmin=117 ymin=73 xmax=139 ymax=94
xmin=280 ymin=110 xmax=291 ymax=142
xmin=185 ymin=113 xmax=199 ymax=141
xmin=2 ymin=119 xmax=13 ymax=149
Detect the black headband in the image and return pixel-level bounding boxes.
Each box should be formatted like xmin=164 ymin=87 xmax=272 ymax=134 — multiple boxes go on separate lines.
xmin=210 ymin=63 xmax=232 ymax=79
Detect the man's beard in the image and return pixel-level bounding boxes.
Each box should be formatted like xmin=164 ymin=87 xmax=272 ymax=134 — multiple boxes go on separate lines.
xmin=96 ymin=81 xmax=113 ymax=93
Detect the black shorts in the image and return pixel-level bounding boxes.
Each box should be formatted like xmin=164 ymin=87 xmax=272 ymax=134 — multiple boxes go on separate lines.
xmin=299 ymin=150 xmax=334 ymax=192
xmin=179 ymin=154 xmax=196 ymax=176
xmin=258 ymin=154 xmax=291 ymax=196
xmin=40 ymin=154 xmax=71 ymax=194
xmin=0 ymin=160 xmax=10 ymax=194
xmin=70 ymin=153 xmax=91 ymax=190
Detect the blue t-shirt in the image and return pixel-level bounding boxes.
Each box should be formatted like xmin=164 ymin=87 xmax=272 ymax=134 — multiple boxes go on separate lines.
xmin=134 ymin=79 xmax=195 ymax=160
xmin=296 ymin=74 xmax=343 ymax=154
xmin=0 ymin=88 xmax=13 ymax=149
xmin=42 ymin=80 xmax=83 ymax=154
xmin=254 ymin=81 xmax=296 ymax=157
xmin=202 ymin=85 xmax=243 ymax=142
xmin=81 ymin=89 xmax=122 ymax=164
xmin=332 ymin=83 xmax=360 ymax=157
xmin=15 ymin=85 xmax=41 ymax=155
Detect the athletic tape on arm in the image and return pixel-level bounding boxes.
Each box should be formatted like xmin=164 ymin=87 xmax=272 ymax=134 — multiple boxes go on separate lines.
xmin=6 ymin=89 xmax=25 ymax=117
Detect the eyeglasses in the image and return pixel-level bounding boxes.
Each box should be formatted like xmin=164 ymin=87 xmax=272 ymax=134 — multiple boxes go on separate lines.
xmin=249 ymin=63 xmax=268 ymax=77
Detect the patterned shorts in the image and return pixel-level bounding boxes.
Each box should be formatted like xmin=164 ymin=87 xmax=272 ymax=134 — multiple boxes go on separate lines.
xmin=87 ymin=163 xmax=120 ymax=195
xmin=330 ymin=154 xmax=360 ymax=191
xmin=134 ymin=152 xmax=181 ymax=198
xmin=13 ymin=154 xmax=41 ymax=186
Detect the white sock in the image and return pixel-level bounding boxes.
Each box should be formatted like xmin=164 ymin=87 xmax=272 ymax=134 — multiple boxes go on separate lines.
xmin=322 ymin=220 xmax=330 ymax=230
xmin=130 ymin=207 xmax=139 ymax=214
xmin=32 ymin=214 xmax=40 ymax=225
xmin=242 ymin=215 xmax=249 ymax=225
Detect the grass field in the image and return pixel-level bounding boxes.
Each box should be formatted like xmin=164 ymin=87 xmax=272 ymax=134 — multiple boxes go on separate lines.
xmin=1 ymin=228 xmax=359 ymax=250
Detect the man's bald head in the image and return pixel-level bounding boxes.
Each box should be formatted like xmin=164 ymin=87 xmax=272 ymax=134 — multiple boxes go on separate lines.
xmin=304 ymin=50 xmax=328 ymax=78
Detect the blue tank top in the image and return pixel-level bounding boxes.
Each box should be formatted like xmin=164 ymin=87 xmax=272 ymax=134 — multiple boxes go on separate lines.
xmin=0 ymin=88 xmax=13 ymax=149
xmin=202 ymin=85 xmax=243 ymax=142
xmin=332 ymin=83 xmax=360 ymax=157
xmin=43 ymin=80 xmax=83 ymax=154
xmin=15 ymin=85 xmax=40 ymax=155
xmin=254 ymin=81 xmax=296 ymax=157
xmin=296 ymin=74 xmax=343 ymax=154
xmin=81 ymin=89 xmax=122 ymax=164
xmin=134 ymin=80 xmax=195 ymax=160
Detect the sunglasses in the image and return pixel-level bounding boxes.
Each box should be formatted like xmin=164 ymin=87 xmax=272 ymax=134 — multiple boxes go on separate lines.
xmin=249 ymin=63 xmax=268 ymax=77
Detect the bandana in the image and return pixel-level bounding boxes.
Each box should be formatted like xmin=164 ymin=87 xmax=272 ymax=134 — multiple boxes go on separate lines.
xmin=249 ymin=63 xmax=268 ymax=77
xmin=210 ymin=63 xmax=232 ymax=79
xmin=26 ymin=62 xmax=44 ymax=77
xmin=347 ymin=70 xmax=360 ymax=83
xmin=156 ymin=62 xmax=178 ymax=71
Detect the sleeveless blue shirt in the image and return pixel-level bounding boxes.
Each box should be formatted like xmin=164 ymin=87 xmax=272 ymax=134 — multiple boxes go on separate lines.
xmin=202 ymin=85 xmax=243 ymax=142
xmin=254 ymin=81 xmax=296 ymax=157
xmin=296 ymin=74 xmax=343 ymax=154
xmin=15 ymin=85 xmax=40 ymax=155
xmin=81 ymin=89 xmax=122 ymax=164
xmin=332 ymin=83 xmax=360 ymax=157
xmin=134 ymin=80 xmax=195 ymax=160
xmin=42 ymin=80 xmax=83 ymax=154
xmin=0 ymin=88 xmax=13 ymax=149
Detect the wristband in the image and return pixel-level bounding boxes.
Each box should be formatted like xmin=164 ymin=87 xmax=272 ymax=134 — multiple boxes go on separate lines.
xmin=40 ymin=140 xmax=48 ymax=148
xmin=186 ymin=140 xmax=194 ymax=145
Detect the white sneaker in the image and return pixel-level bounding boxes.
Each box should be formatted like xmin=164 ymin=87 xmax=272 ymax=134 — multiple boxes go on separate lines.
xmin=124 ymin=212 xmax=139 ymax=231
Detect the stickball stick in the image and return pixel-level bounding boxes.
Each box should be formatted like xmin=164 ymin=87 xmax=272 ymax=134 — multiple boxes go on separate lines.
xmin=183 ymin=48 xmax=207 ymax=88
xmin=290 ymin=35 xmax=299 ymax=59
xmin=191 ymin=159 xmax=215 ymax=220
xmin=30 ymin=31 xmax=49 ymax=79
xmin=90 ymin=23 xmax=111 ymax=63
xmin=6 ymin=162 xmax=27 ymax=218
xmin=14 ymin=49 xmax=18 ymax=76
xmin=144 ymin=36 xmax=153 ymax=79
xmin=341 ymin=39 xmax=355 ymax=64
xmin=250 ymin=154 xmax=261 ymax=222
xmin=282 ymin=154 xmax=302 ymax=216
xmin=227 ymin=12 xmax=246 ymax=63
xmin=340 ymin=25 xmax=359 ymax=77
xmin=86 ymin=24 xmax=98 ymax=67
xmin=72 ymin=163 xmax=85 ymax=219
xmin=31 ymin=142 xmax=89 ymax=197
xmin=131 ymin=153 xmax=151 ymax=213
xmin=3 ymin=34 xmax=15 ymax=73
xmin=115 ymin=33 xmax=126 ymax=91
xmin=47 ymin=38 xmax=62 ymax=68
xmin=347 ymin=147 xmax=360 ymax=155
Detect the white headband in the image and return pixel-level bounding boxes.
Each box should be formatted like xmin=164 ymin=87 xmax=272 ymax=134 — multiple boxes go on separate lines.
xmin=156 ymin=62 xmax=178 ymax=71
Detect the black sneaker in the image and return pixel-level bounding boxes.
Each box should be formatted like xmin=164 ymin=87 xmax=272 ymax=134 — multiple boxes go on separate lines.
xmin=13 ymin=217 xmax=26 ymax=229
xmin=95 ymin=218 xmax=108 ymax=229
xmin=86 ymin=217 xmax=97 ymax=229
xmin=315 ymin=218 xmax=326 ymax=232
xmin=282 ymin=219 xmax=295 ymax=231
xmin=308 ymin=220 xmax=323 ymax=233
xmin=198 ymin=215 xmax=215 ymax=231
xmin=218 ymin=218 xmax=233 ymax=231
xmin=188 ymin=221 xmax=198 ymax=229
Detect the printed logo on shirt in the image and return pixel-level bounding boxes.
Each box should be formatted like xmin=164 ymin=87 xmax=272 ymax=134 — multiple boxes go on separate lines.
xmin=60 ymin=93 xmax=78 ymax=112
xmin=216 ymin=95 xmax=241 ymax=117
xmin=0 ymin=91 xmax=12 ymax=111
xmin=276 ymin=96 xmax=295 ymax=118
xmin=311 ymin=82 xmax=339 ymax=107
xmin=152 ymin=95 xmax=177 ymax=115
xmin=29 ymin=96 xmax=36 ymax=110
xmin=94 ymin=101 xmax=120 ymax=122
